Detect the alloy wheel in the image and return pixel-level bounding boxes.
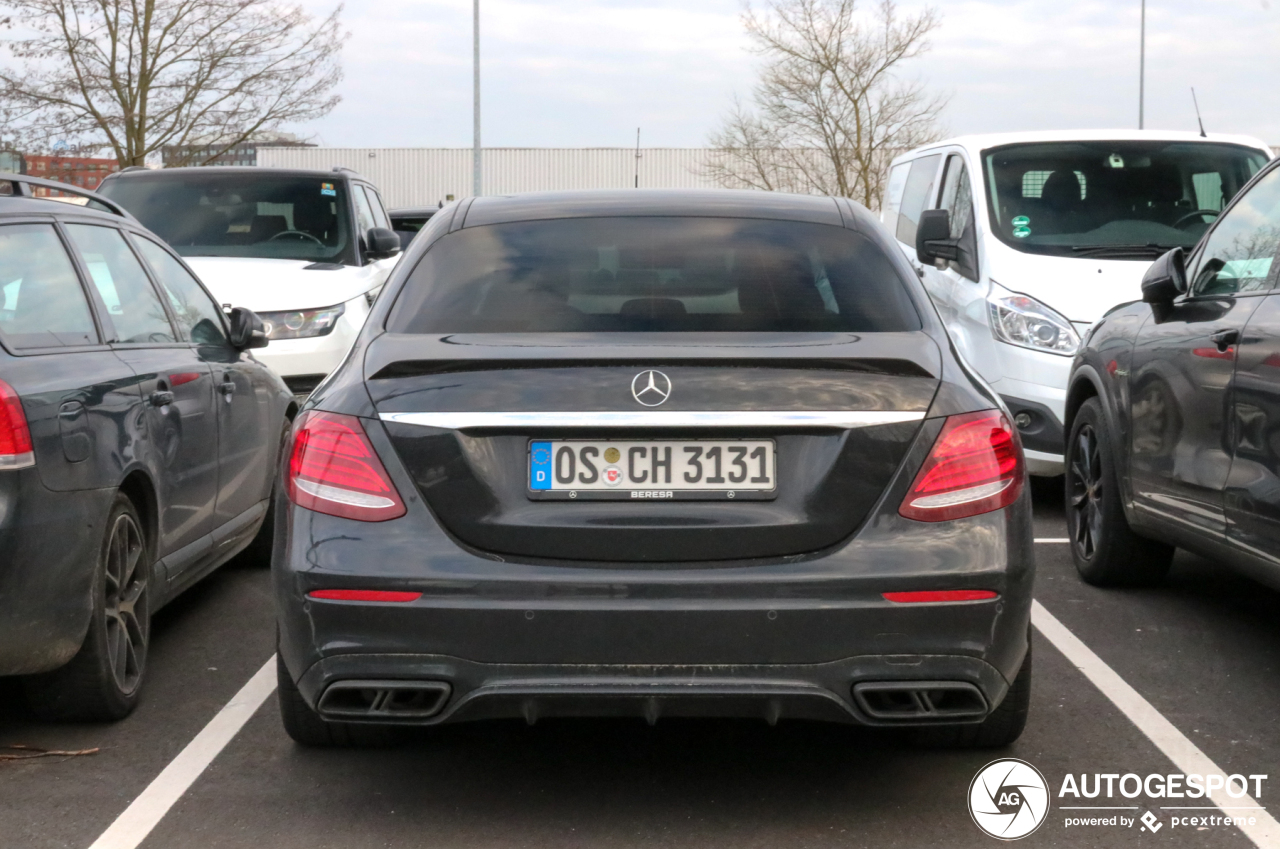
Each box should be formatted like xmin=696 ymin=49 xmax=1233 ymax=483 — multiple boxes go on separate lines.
xmin=1069 ymin=425 xmax=1104 ymax=561
xmin=103 ymin=512 xmax=148 ymax=694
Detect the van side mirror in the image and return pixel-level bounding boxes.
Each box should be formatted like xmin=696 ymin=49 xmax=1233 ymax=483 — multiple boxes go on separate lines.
xmin=916 ymin=209 xmax=959 ymax=267
xmin=1141 ymin=248 xmax=1188 ymax=305
xmin=228 ymin=307 xmax=269 ymax=350
xmin=365 ymin=227 xmax=402 ymax=261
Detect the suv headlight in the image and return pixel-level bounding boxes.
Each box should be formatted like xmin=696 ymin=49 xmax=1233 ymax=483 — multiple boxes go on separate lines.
xmin=987 ymin=293 xmax=1080 ymax=356
xmin=258 ymin=304 xmax=345 ymax=340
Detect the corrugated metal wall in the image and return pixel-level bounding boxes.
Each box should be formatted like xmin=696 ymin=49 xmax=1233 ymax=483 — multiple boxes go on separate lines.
xmin=256 ymin=147 xmax=720 ymax=208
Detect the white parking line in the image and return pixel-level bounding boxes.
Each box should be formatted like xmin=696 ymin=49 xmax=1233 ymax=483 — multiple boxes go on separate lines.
xmin=1032 ymin=601 xmax=1280 ymax=848
xmin=1034 ymin=538 xmax=1069 ymax=543
xmin=87 ymin=656 xmax=277 ymax=849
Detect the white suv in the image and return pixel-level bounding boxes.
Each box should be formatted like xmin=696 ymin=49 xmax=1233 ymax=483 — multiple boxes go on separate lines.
xmin=99 ymin=167 xmax=402 ymax=398
xmin=884 ymin=130 xmax=1272 ymax=474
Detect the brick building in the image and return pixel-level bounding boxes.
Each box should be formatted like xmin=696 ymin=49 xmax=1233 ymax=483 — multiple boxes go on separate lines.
xmin=24 ymin=155 xmax=120 ymax=195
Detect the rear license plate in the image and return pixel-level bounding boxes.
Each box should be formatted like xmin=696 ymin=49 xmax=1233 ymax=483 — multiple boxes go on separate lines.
xmin=528 ymin=440 xmax=776 ymax=501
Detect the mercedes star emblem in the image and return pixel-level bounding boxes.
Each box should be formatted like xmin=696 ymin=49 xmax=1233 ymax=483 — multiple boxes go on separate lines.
xmin=631 ymin=370 xmax=672 ymax=407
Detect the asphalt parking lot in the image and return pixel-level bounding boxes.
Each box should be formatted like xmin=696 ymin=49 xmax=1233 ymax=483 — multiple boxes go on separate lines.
xmin=3 ymin=480 xmax=1278 ymax=849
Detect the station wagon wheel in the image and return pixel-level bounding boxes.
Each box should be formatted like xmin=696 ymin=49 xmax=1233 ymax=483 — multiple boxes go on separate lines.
xmin=1069 ymin=425 xmax=1103 ymax=561
xmin=1065 ymin=398 xmax=1173 ymax=587
xmin=23 ymin=493 xmax=152 ymax=721
xmin=103 ymin=511 xmax=149 ymax=694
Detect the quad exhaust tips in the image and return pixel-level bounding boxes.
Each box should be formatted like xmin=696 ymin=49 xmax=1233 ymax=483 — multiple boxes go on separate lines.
xmin=852 ymin=681 xmax=988 ymax=721
xmin=317 ymin=680 xmax=451 ymax=720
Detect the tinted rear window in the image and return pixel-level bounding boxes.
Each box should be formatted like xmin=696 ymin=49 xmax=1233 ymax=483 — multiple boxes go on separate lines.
xmin=388 ymin=217 xmax=921 ymax=333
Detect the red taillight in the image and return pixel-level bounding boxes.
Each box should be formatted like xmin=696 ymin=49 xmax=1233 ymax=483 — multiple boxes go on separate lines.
xmin=308 ymin=589 xmax=422 ymax=603
xmin=286 ymin=411 xmax=406 ymax=522
xmin=883 ymin=590 xmax=999 ymax=603
xmin=899 ymin=410 xmax=1023 ymax=522
xmin=0 ymin=379 xmax=34 ymax=471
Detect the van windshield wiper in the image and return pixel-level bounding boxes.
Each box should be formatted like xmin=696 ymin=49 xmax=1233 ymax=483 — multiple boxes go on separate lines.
xmin=1070 ymin=244 xmax=1178 ymax=259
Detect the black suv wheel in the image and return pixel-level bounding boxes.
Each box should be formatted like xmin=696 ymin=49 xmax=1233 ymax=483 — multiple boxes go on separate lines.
xmin=1066 ymin=398 xmax=1173 ymax=586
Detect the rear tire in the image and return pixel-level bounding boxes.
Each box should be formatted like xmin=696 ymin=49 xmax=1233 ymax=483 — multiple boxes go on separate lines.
xmin=1065 ymin=398 xmax=1173 ymax=586
xmin=24 ymin=494 xmax=151 ymax=721
xmin=276 ymin=653 xmax=392 ymax=747
xmin=913 ymin=643 xmax=1031 ymax=749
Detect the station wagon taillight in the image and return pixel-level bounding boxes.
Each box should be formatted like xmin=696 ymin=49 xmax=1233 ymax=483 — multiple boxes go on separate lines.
xmin=899 ymin=410 xmax=1023 ymax=522
xmin=0 ymin=379 xmax=34 ymax=470
xmin=286 ymin=411 xmax=406 ymax=522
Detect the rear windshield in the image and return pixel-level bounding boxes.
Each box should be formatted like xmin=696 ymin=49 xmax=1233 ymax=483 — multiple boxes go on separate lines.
xmin=99 ymin=173 xmax=355 ymax=264
xmin=387 ymin=217 xmax=921 ymax=333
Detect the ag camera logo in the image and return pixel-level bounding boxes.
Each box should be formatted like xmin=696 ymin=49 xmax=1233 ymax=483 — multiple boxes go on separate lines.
xmin=969 ymin=758 xmax=1050 ymax=840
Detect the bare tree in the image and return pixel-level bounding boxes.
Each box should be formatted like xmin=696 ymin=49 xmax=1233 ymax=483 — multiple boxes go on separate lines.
xmin=0 ymin=0 xmax=346 ymax=167
xmin=705 ymin=0 xmax=946 ymax=208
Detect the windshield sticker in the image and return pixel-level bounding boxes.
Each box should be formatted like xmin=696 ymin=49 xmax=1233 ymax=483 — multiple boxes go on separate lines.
xmin=1013 ymin=225 xmax=1032 ymax=239
xmin=1108 ymin=153 xmax=1125 ymax=169
xmin=320 ymin=182 xmax=336 ymax=197
xmin=1012 ymin=215 xmax=1030 ymax=227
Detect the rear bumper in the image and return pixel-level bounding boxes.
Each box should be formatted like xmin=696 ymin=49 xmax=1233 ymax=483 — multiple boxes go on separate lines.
xmin=292 ymin=650 xmax=1016 ymax=727
xmin=273 ymin=444 xmax=1035 ymax=726
xmin=0 ymin=471 xmax=113 ymax=675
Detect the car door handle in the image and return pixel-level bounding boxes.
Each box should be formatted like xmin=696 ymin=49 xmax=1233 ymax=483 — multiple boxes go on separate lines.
xmin=1211 ymin=329 xmax=1240 ymax=352
xmin=149 ymin=391 xmax=175 ymax=407
xmin=219 ymin=381 xmax=236 ymax=396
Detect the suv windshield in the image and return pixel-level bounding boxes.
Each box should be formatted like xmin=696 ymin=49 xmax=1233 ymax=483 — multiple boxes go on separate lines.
xmin=387 ymin=217 xmax=921 ymax=334
xmin=983 ymin=141 xmax=1268 ymax=258
xmin=99 ymin=172 xmax=354 ymax=264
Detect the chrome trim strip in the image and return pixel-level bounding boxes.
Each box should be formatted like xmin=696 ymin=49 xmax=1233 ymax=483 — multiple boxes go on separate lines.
xmin=378 ymin=411 xmax=925 ymax=430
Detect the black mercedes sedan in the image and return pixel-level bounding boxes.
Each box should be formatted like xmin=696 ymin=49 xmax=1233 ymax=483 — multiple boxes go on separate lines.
xmin=273 ymin=190 xmax=1035 ymax=748
xmin=1065 ymin=154 xmax=1280 ymax=590
xmin=0 ymin=173 xmax=295 ymax=721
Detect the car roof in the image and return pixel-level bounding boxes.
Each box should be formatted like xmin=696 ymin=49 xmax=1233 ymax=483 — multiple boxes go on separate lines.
xmin=892 ymin=129 xmax=1274 ymax=167
xmin=389 ymin=207 xmax=440 ymax=217
xmin=103 ymin=166 xmax=368 ymax=181
xmin=461 ymin=189 xmax=847 ymax=228
xmin=0 ymin=194 xmax=132 ymax=223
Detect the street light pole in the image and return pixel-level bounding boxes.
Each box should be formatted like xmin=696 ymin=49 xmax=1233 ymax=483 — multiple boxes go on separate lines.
xmin=1138 ymin=0 xmax=1145 ymax=130
xmin=473 ymin=0 xmax=482 ymax=197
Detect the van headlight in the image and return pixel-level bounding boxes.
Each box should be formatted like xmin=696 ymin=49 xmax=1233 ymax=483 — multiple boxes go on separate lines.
xmin=258 ymin=304 xmax=345 ymax=340
xmin=987 ymin=293 xmax=1080 ymax=356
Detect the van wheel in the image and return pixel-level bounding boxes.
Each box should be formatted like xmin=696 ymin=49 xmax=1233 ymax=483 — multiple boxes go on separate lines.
xmin=244 ymin=419 xmax=291 ymax=568
xmin=276 ymin=653 xmax=392 ymax=747
xmin=1066 ymin=398 xmax=1173 ymax=586
xmin=914 ymin=644 xmax=1031 ymax=749
xmin=24 ymin=494 xmax=151 ymax=721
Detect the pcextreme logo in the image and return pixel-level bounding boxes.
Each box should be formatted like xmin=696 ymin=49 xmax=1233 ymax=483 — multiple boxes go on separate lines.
xmin=968 ymin=759 xmax=1051 ymax=840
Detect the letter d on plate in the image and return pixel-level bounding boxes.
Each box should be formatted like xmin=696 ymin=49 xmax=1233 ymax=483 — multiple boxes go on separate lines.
xmin=529 ymin=442 xmax=553 ymax=491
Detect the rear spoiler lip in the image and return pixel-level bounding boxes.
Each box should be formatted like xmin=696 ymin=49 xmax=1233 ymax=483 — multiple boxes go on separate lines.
xmin=379 ymin=410 xmax=926 ymax=432
xmin=368 ymin=357 xmax=937 ymax=381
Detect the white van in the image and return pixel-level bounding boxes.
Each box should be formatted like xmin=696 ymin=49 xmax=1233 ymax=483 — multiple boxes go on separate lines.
xmin=884 ymin=130 xmax=1272 ymax=474
xmin=99 ymin=167 xmax=403 ymax=399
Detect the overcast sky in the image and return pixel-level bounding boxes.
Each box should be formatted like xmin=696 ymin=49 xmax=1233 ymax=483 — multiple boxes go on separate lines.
xmin=296 ymin=0 xmax=1280 ymax=149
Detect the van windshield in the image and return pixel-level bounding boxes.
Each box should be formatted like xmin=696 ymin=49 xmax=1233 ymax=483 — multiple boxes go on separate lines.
xmin=983 ymin=141 xmax=1268 ymax=258
xmin=387 ymin=217 xmax=922 ymax=333
xmin=99 ymin=173 xmax=355 ymax=264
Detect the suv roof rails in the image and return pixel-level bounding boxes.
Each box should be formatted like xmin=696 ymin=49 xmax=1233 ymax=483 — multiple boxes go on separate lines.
xmin=333 ymin=166 xmax=362 ymax=176
xmin=0 ymin=171 xmax=134 ymax=220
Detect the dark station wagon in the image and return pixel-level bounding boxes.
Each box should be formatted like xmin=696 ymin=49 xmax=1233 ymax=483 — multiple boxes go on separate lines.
xmin=0 ymin=174 xmax=293 ymax=720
